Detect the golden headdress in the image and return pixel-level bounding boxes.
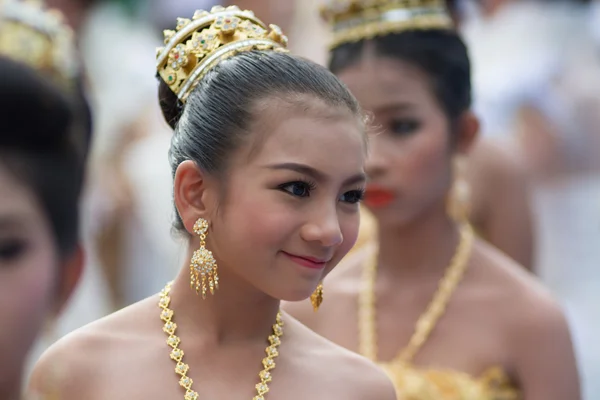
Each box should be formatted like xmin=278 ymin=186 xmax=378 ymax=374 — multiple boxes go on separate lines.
xmin=0 ymin=0 xmax=79 ymax=89
xmin=321 ymin=0 xmax=454 ymax=49
xmin=156 ymin=5 xmax=289 ymax=104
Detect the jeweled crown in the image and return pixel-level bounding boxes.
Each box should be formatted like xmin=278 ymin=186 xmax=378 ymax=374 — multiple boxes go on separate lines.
xmin=156 ymin=5 xmax=289 ymax=104
xmin=0 ymin=0 xmax=79 ymax=89
xmin=321 ymin=0 xmax=453 ymax=49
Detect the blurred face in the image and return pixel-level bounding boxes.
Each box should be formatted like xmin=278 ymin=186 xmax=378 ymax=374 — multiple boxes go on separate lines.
xmin=0 ymin=164 xmax=57 ymax=390
xmin=336 ymin=56 xmax=453 ymax=227
xmin=206 ymin=99 xmax=367 ymax=301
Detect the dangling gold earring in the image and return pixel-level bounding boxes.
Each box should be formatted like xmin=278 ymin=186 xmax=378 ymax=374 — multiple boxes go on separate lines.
xmin=190 ymin=218 xmax=219 ymax=299
xmin=447 ymin=155 xmax=472 ymax=223
xmin=310 ymin=282 xmax=324 ymax=312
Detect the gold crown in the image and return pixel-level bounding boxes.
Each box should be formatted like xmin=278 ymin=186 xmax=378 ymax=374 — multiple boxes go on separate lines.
xmin=156 ymin=5 xmax=289 ymax=104
xmin=321 ymin=0 xmax=453 ymax=49
xmin=0 ymin=0 xmax=79 ymax=89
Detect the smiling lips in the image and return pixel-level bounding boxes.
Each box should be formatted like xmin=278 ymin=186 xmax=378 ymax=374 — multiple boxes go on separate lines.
xmin=364 ymin=185 xmax=395 ymax=208
xmin=283 ymin=252 xmax=328 ymax=270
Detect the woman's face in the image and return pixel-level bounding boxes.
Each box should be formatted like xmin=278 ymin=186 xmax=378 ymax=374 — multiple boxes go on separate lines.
xmin=336 ymin=56 xmax=454 ymax=228
xmin=0 ymin=163 xmax=58 ymax=389
xmin=182 ymin=97 xmax=367 ymax=301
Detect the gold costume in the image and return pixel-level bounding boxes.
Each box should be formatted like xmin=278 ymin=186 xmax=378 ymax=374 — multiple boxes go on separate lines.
xmin=358 ymin=224 xmax=519 ymax=400
xmin=321 ymin=1 xmax=520 ymax=398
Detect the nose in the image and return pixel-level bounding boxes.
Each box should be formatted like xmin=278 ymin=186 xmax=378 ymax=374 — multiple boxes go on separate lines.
xmin=300 ymin=205 xmax=344 ymax=248
xmin=365 ymin=135 xmax=388 ymax=180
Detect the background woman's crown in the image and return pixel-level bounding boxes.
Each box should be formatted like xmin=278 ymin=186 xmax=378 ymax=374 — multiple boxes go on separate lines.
xmin=320 ymin=0 xmax=453 ymax=49
xmin=156 ymin=5 xmax=288 ymax=103
xmin=0 ymin=0 xmax=79 ymax=89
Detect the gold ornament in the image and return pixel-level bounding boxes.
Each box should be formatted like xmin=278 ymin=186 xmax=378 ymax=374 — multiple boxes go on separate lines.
xmin=358 ymin=223 xmax=474 ymax=366
xmin=159 ymin=281 xmax=284 ymax=400
xmin=310 ymin=282 xmax=324 ymax=312
xmin=156 ymin=5 xmax=289 ymax=103
xmin=0 ymin=0 xmax=79 ymax=90
xmin=190 ymin=218 xmax=219 ymax=298
xmin=320 ymin=0 xmax=454 ymax=50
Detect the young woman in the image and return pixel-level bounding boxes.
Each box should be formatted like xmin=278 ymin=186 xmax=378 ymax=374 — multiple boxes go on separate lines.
xmin=29 ymin=6 xmax=396 ymax=400
xmin=285 ymin=1 xmax=580 ymax=399
xmin=0 ymin=1 xmax=91 ymax=398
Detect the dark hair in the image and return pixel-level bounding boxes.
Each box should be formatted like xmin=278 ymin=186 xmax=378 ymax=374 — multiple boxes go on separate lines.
xmin=159 ymin=50 xmax=363 ymax=231
xmin=329 ymin=29 xmax=472 ymax=132
xmin=0 ymin=56 xmax=93 ymax=257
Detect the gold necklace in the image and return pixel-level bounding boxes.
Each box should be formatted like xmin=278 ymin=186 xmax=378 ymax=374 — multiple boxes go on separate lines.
xmin=159 ymin=282 xmax=284 ymax=400
xmin=358 ymin=223 xmax=474 ymax=365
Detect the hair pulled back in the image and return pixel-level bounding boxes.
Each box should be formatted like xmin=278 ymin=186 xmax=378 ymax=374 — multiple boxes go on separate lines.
xmin=159 ymin=50 xmax=363 ymax=231
xmin=329 ymin=30 xmax=472 ymax=132
xmin=0 ymin=56 xmax=92 ymax=257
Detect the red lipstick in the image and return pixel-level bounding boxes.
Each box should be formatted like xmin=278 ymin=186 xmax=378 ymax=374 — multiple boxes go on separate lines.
xmin=282 ymin=252 xmax=328 ymax=270
xmin=364 ymin=185 xmax=395 ymax=208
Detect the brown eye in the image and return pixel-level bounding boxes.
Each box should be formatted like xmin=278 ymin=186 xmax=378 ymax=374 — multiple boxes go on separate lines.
xmin=390 ymin=119 xmax=420 ymax=136
xmin=0 ymin=239 xmax=27 ymax=262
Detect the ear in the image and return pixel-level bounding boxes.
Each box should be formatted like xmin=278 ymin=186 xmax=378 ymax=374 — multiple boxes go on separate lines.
xmin=173 ymin=160 xmax=216 ymax=234
xmin=52 ymin=244 xmax=84 ymax=316
xmin=454 ymin=111 xmax=480 ymax=155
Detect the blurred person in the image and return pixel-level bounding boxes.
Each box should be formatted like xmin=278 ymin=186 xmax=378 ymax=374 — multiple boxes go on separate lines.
xmin=456 ymin=1 xmax=600 ymax=398
xmin=285 ymin=1 xmax=579 ymax=399
xmin=29 ymin=6 xmax=397 ymax=400
xmin=46 ymin=0 xmax=182 ymax=314
xmin=286 ymin=0 xmax=536 ymax=269
xmin=0 ymin=1 xmax=92 ymax=398
xmin=78 ymin=0 xmax=179 ymax=308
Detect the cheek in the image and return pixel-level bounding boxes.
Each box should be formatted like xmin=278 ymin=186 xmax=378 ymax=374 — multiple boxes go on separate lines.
xmin=0 ymin=245 xmax=56 ymax=379
xmin=398 ymin=129 xmax=452 ymax=197
xmin=213 ymin=188 xmax=298 ymax=262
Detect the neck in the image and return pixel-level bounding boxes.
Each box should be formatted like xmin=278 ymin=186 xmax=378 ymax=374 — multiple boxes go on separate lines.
xmin=375 ymin=203 xmax=460 ymax=279
xmin=168 ymin=246 xmax=281 ymax=344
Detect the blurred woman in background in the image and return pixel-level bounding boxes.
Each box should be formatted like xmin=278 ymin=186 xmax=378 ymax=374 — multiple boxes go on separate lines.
xmin=285 ymin=1 xmax=580 ymax=399
xmin=0 ymin=1 xmax=92 ymax=398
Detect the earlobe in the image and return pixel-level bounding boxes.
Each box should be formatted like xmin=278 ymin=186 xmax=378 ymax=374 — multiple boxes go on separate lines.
xmin=173 ymin=160 xmax=213 ymax=234
xmin=455 ymin=111 xmax=480 ymax=154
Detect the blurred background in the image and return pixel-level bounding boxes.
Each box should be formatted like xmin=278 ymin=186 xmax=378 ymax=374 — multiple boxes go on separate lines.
xmin=26 ymin=0 xmax=600 ymax=397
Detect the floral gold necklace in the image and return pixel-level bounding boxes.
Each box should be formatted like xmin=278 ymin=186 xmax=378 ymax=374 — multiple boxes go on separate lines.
xmin=159 ymin=281 xmax=284 ymax=400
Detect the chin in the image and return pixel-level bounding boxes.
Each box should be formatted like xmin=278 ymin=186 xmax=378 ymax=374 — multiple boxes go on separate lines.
xmin=267 ymin=284 xmax=316 ymax=303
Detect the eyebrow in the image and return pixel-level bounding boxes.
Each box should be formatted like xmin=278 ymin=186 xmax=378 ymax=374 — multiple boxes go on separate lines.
xmin=0 ymin=215 xmax=27 ymax=231
xmin=373 ymin=102 xmax=416 ymax=114
xmin=266 ymin=162 xmax=366 ymax=187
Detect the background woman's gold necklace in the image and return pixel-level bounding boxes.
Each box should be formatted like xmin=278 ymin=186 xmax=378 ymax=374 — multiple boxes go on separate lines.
xmin=159 ymin=282 xmax=284 ymax=400
xmin=358 ymin=224 xmax=474 ymax=365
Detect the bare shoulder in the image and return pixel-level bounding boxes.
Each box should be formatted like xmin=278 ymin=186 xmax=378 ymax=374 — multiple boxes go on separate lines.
xmin=470 ymin=240 xmax=567 ymax=333
xmin=284 ymin=313 xmax=396 ymax=400
xmin=29 ymin=296 xmax=158 ymax=398
xmin=468 ymin=138 xmax=529 ymax=207
xmin=469 ymin=138 xmax=526 ymax=180
xmin=471 ymin=242 xmax=580 ymax=398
